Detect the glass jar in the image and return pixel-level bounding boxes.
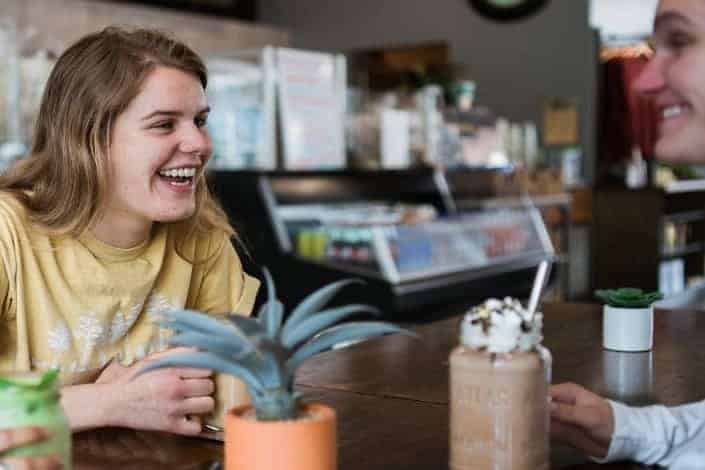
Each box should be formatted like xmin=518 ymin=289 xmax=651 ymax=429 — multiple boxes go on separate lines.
xmin=0 ymin=370 xmax=72 ymax=469
xmin=449 ymin=345 xmax=552 ymax=470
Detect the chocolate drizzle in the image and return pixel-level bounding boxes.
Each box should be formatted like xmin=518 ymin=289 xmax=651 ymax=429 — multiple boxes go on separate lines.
xmin=471 ymin=316 xmax=492 ymax=334
xmin=461 ymin=297 xmax=543 ymax=353
xmin=520 ymin=320 xmax=531 ymax=333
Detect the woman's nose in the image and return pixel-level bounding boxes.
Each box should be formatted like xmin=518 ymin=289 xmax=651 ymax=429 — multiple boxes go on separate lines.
xmin=632 ymin=55 xmax=666 ymax=98
xmin=179 ymin=125 xmax=212 ymax=157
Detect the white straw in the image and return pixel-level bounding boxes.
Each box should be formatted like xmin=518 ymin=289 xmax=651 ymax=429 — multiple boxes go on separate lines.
xmin=527 ymin=260 xmax=551 ymax=319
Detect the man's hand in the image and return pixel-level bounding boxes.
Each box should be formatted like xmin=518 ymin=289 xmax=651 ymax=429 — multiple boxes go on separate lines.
xmin=550 ymin=382 xmax=615 ymax=459
xmin=0 ymin=426 xmax=62 ymax=469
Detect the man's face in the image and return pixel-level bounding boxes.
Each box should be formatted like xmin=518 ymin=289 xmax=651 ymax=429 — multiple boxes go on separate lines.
xmin=634 ymin=0 xmax=705 ymax=163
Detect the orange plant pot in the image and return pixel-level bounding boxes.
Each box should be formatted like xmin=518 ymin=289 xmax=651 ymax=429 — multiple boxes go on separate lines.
xmin=224 ymin=402 xmax=337 ymax=470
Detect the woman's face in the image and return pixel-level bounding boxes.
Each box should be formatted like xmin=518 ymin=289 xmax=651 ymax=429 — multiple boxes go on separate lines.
xmin=634 ymin=0 xmax=705 ymax=163
xmin=106 ymin=66 xmax=212 ymax=231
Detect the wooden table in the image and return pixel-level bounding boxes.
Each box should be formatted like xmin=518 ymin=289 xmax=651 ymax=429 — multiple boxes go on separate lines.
xmin=73 ymin=302 xmax=704 ymax=469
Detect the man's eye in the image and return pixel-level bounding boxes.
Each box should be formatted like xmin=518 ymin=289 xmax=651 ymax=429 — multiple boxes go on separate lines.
xmin=195 ymin=116 xmax=208 ymax=128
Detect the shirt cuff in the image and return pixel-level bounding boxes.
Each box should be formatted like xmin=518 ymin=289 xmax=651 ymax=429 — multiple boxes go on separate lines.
xmin=590 ymin=400 xmax=642 ymax=463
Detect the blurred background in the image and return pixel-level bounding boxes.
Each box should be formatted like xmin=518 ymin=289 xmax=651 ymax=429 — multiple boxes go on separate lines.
xmin=3 ymin=0 xmax=695 ymax=317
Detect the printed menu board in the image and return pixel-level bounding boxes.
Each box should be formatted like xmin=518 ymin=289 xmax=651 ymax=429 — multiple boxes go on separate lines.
xmin=276 ymin=48 xmax=346 ymax=170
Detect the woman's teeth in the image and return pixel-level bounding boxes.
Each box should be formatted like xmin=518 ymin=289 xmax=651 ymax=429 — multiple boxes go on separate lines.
xmin=159 ymin=167 xmax=197 ymax=178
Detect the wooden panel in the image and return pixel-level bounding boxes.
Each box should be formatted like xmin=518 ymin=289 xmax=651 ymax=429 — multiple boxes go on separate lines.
xmin=593 ymin=188 xmax=661 ymax=291
xmin=570 ymin=186 xmax=593 ymax=224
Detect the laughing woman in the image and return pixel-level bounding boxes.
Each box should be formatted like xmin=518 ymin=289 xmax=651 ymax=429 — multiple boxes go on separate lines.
xmin=0 ymin=27 xmax=259 ymax=434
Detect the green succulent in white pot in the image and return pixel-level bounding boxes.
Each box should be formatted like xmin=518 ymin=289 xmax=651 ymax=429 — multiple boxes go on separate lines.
xmin=137 ymin=268 xmax=415 ymax=470
xmin=598 ymin=287 xmax=662 ymax=353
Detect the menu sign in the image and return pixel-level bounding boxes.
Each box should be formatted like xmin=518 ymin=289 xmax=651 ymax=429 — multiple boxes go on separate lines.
xmin=276 ymin=48 xmax=347 ymax=170
xmin=542 ymin=98 xmax=579 ymax=146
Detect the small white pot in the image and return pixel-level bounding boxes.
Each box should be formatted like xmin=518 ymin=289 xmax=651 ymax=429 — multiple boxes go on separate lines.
xmin=602 ymin=305 xmax=654 ymax=352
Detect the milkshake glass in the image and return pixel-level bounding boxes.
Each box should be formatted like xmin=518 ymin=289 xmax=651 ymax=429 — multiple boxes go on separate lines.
xmin=449 ymin=297 xmax=551 ymax=470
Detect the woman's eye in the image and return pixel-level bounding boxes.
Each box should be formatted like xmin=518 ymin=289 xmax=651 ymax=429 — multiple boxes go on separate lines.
xmin=153 ymin=121 xmax=175 ymax=130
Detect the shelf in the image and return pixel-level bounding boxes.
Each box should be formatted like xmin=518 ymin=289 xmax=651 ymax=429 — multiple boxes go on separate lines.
xmin=661 ymin=210 xmax=705 ymax=224
xmin=664 ymin=179 xmax=705 ymax=194
xmin=456 ymin=193 xmax=571 ymax=211
xmin=661 ymin=243 xmax=704 ymax=260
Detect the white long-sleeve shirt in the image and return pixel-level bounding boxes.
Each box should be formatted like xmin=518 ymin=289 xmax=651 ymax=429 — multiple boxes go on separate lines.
xmin=598 ymin=399 xmax=705 ymax=468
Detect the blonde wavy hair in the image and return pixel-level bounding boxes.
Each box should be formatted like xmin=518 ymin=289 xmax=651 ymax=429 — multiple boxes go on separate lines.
xmin=0 ymin=26 xmax=234 ymax=244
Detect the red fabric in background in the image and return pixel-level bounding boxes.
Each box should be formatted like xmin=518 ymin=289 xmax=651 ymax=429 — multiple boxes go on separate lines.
xmin=600 ymin=57 xmax=658 ymax=162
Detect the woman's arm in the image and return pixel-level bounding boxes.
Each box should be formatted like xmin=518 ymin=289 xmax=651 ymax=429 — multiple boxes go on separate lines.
xmin=61 ymin=349 xmax=214 ymax=434
xmin=60 ymin=382 xmax=115 ymax=432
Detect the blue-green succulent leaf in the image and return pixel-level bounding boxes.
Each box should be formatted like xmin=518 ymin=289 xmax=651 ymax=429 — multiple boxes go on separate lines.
xmin=263 ymin=268 xmax=277 ymax=306
xmin=260 ymin=301 xmax=284 ymax=340
xmin=226 ymin=314 xmax=267 ymax=338
xmin=168 ymin=331 xmax=253 ymax=361
xmin=157 ymin=309 xmax=259 ymax=355
xmin=283 ymin=279 xmax=364 ymax=335
xmin=251 ymin=388 xmax=298 ymax=421
xmin=286 ymin=322 xmax=416 ymax=376
xmin=281 ymin=304 xmax=380 ymax=350
xmin=257 ymin=269 xmax=285 ymax=339
xmin=133 ymin=351 xmax=266 ymax=399
xmin=255 ymin=354 xmax=286 ymax=390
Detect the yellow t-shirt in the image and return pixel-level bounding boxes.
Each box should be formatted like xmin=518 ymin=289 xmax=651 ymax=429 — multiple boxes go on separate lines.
xmin=0 ymin=193 xmax=260 ymax=386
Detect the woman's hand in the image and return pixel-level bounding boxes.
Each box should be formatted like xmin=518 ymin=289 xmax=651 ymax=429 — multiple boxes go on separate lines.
xmin=102 ymin=348 xmax=215 ymax=435
xmin=550 ymin=382 xmax=615 ymax=459
xmin=62 ymin=348 xmax=215 ymax=435
xmin=0 ymin=426 xmax=62 ymax=469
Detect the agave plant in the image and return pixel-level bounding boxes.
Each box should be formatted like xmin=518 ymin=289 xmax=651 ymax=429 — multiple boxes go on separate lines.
xmin=595 ymin=288 xmax=663 ymax=309
xmin=137 ymin=269 xmax=415 ymax=421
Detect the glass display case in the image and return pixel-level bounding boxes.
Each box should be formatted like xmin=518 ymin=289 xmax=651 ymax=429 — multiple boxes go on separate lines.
xmin=210 ymin=169 xmax=555 ymax=317
xmin=281 ymin=202 xmax=551 ymax=285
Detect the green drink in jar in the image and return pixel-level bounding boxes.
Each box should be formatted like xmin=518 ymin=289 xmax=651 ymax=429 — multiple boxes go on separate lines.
xmin=0 ymin=369 xmax=71 ymax=469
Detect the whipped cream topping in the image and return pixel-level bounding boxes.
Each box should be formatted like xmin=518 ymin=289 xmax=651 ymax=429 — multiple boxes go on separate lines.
xmin=460 ymin=297 xmax=543 ymax=353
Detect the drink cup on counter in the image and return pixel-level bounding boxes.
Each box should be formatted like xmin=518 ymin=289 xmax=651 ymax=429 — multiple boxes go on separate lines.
xmin=0 ymin=370 xmax=72 ymax=469
xmin=449 ymin=298 xmax=551 ymax=470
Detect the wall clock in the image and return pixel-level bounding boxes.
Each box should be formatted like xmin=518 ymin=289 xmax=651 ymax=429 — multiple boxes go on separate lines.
xmin=468 ymin=0 xmax=549 ymax=22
